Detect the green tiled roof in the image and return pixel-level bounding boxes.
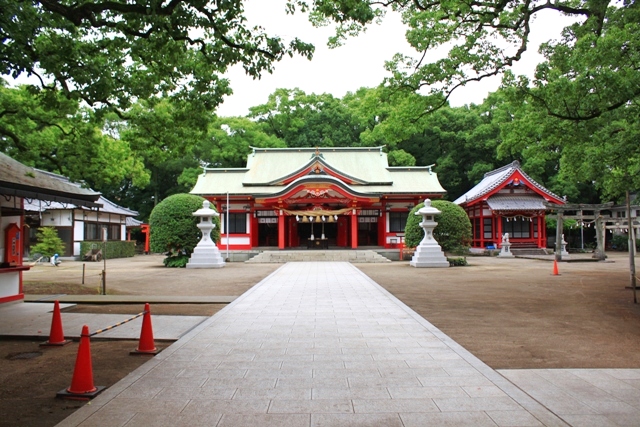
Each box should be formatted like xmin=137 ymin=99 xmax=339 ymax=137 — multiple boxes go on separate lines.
xmin=191 ymin=147 xmax=445 ymax=196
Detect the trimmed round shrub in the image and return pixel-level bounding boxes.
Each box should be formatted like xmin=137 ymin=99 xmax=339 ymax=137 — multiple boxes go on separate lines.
xmin=149 ymin=194 xmax=221 ymax=265
xmin=404 ymin=199 xmax=471 ymax=253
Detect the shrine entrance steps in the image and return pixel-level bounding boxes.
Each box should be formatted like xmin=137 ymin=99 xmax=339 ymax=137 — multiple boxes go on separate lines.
xmin=246 ymin=249 xmax=392 ymax=263
xmin=510 ymin=243 xmax=549 ymax=256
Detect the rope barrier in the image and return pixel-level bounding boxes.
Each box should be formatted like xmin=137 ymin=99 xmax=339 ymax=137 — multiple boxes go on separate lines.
xmin=84 ymin=310 xmax=148 ymax=337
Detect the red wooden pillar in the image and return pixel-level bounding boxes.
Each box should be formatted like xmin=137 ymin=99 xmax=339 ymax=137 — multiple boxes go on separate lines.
xmin=496 ymin=214 xmax=503 ymax=248
xmin=350 ymin=211 xmax=358 ymax=249
xmin=479 ymin=205 xmax=485 ymax=249
xmin=538 ymin=215 xmax=545 ymax=248
xmin=278 ymin=210 xmax=285 ymax=249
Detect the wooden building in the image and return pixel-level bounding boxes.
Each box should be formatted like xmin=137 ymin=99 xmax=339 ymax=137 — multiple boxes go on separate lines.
xmin=454 ymin=161 xmax=565 ymax=250
xmin=0 ymin=153 xmax=101 ymax=303
xmin=23 ymin=170 xmax=139 ymax=258
xmin=190 ymin=147 xmax=446 ymax=250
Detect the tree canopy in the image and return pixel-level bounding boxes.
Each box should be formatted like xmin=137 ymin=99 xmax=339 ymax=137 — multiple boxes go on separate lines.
xmin=1 ymin=0 xmax=314 ymax=112
xmin=301 ymin=0 xmax=639 ymax=121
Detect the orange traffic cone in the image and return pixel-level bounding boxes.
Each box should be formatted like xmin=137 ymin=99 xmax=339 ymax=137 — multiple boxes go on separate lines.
xmin=552 ymin=259 xmax=560 ymax=276
xmin=41 ymin=300 xmax=71 ymax=346
xmin=131 ymin=303 xmax=158 ymax=355
xmin=56 ymin=325 xmax=105 ymax=400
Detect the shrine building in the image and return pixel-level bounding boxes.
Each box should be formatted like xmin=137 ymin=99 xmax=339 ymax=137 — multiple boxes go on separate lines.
xmin=190 ymin=147 xmax=446 ymax=250
xmin=454 ymin=161 xmax=565 ymax=250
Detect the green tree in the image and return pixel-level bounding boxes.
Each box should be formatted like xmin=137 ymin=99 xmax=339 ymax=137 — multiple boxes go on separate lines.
xmin=0 ymin=83 xmax=148 ymax=189
xmin=30 ymin=227 xmax=66 ymax=258
xmin=249 ymin=88 xmax=364 ymax=147
xmin=304 ymin=1 xmax=639 ymax=121
xmin=404 ymin=200 xmax=471 ymax=252
xmin=149 ymin=194 xmax=220 ymax=267
xmin=2 ymin=1 xmax=314 ymax=112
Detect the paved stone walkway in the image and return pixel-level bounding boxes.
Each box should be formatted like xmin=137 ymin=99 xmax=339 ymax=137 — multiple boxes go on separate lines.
xmin=59 ymin=262 xmax=571 ymax=426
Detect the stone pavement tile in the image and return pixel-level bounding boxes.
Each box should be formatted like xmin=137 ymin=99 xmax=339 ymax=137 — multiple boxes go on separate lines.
xmin=62 ymin=411 xmax=135 ymax=427
xmin=96 ymin=397 xmax=189 ymax=415
xmin=268 ymin=398 xmax=353 ymax=413
xmin=59 ymin=262 xmax=569 ymax=427
xmin=217 ymin=414 xmax=310 ymax=427
xmin=311 ymin=386 xmax=391 ymax=399
xmin=124 ymin=412 xmax=223 ymax=427
xmin=203 ymin=377 xmax=277 ymax=389
xmin=400 ymin=411 xmax=499 ymax=427
xmin=387 ymin=386 xmax=467 ymax=399
xmin=233 ymin=387 xmax=311 ymax=400
xmin=418 ymin=375 xmax=494 ymax=387
xmin=568 ymin=369 xmax=639 ymax=392
xmin=603 ymin=411 xmax=640 ymax=426
xmin=313 ymin=368 xmax=381 ymax=379
xmin=348 ymin=376 xmax=423 ymax=388
xmin=184 ymin=398 xmax=270 ymax=414
xmin=462 ymin=385 xmax=509 ymax=397
xmin=602 ymin=369 xmax=640 ymax=380
xmin=276 ymin=377 xmax=349 ymax=388
xmin=560 ymin=414 xmax=619 ymax=427
xmin=311 ymin=413 xmax=404 ymax=427
xmin=433 ymin=396 xmax=522 ymax=412
xmin=153 ymin=386 xmax=236 ymax=400
xmin=352 ymin=398 xmax=439 ymax=413
xmin=485 ymin=410 xmax=544 ymax=427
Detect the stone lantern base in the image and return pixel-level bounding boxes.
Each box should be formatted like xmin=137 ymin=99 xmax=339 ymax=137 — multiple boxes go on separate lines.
xmin=409 ymin=245 xmax=449 ymax=268
xmin=186 ymin=244 xmax=225 ymax=268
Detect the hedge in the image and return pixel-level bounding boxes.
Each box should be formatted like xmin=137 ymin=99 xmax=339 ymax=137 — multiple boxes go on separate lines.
xmin=404 ymin=199 xmax=472 ymax=253
xmin=80 ymin=240 xmax=136 ymax=259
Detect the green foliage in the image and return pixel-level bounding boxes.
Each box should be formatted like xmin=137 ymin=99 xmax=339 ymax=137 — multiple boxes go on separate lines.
xmin=610 ymin=235 xmax=640 ymax=252
xmin=404 ymin=200 xmax=472 ymax=252
xmin=387 ymin=149 xmax=416 ymax=166
xmin=149 ymin=194 xmax=220 ymax=263
xmin=545 ymin=218 xmax=578 ymax=232
xmin=163 ymin=254 xmax=190 ymax=268
xmin=0 ymin=84 xmax=149 ymax=190
xmin=30 ymin=227 xmax=65 ymax=257
xmin=79 ymin=241 xmax=135 ymax=259
xmin=249 ymin=88 xmax=365 ymax=148
xmin=447 ymin=257 xmax=468 ymax=267
xmin=2 ymin=1 xmax=313 ymax=112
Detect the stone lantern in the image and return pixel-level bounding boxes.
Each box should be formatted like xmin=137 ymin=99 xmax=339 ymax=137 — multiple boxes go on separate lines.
xmin=186 ymin=200 xmax=225 ymax=269
xmin=409 ymin=199 xmax=449 ymax=268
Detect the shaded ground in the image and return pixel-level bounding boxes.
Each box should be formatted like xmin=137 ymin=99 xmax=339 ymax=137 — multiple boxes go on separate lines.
xmin=2 ymin=253 xmax=640 ymax=426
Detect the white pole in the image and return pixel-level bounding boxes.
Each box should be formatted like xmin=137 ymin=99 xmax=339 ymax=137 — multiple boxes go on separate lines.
xmin=226 ymin=191 xmax=230 ymax=261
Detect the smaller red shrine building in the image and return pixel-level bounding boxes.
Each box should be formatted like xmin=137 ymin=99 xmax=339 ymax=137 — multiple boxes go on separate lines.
xmin=454 ymin=161 xmax=565 ymax=250
xmin=191 ymin=147 xmax=446 ymax=250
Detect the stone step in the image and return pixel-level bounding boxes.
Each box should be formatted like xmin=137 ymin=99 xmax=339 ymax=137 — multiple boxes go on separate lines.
xmin=246 ymin=250 xmax=392 ymax=263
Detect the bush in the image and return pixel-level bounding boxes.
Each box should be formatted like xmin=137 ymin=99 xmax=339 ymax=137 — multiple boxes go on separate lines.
xmin=610 ymin=234 xmax=640 ymax=251
xmin=30 ymin=227 xmax=66 ymax=257
xmin=447 ymin=257 xmax=468 ymax=267
xmin=163 ymin=254 xmax=190 ymax=268
xmin=149 ymin=194 xmax=221 ymax=266
xmin=404 ymin=200 xmax=472 ymax=252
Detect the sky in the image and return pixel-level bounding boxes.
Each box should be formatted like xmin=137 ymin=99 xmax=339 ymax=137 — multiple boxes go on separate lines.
xmin=216 ymin=1 xmax=575 ymax=117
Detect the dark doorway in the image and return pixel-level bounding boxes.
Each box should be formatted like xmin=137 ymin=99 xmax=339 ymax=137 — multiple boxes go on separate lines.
xmin=296 ymin=222 xmax=338 ymax=247
xmin=357 ymin=221 xmax=378 ymax=246
xmin=258 ymin=223 xmax=278 ymax=247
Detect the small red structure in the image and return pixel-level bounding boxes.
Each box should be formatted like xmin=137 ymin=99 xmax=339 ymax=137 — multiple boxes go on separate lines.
xmin=454 ymin=161 xmax=565 ymax=250
xmin=140 ymin=223 xmax=150 ymax=254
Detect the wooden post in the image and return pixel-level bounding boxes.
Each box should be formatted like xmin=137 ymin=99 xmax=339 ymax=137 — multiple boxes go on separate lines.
xmin=555 ymin=211 xmax=563 ymax=262
xmin=593 ymin=210 xmax=606 ymax=261
xmin=278 ymin=210 xmax=285 ymax=249
xmin=626 ymin=191 xmax=637 ymax=303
